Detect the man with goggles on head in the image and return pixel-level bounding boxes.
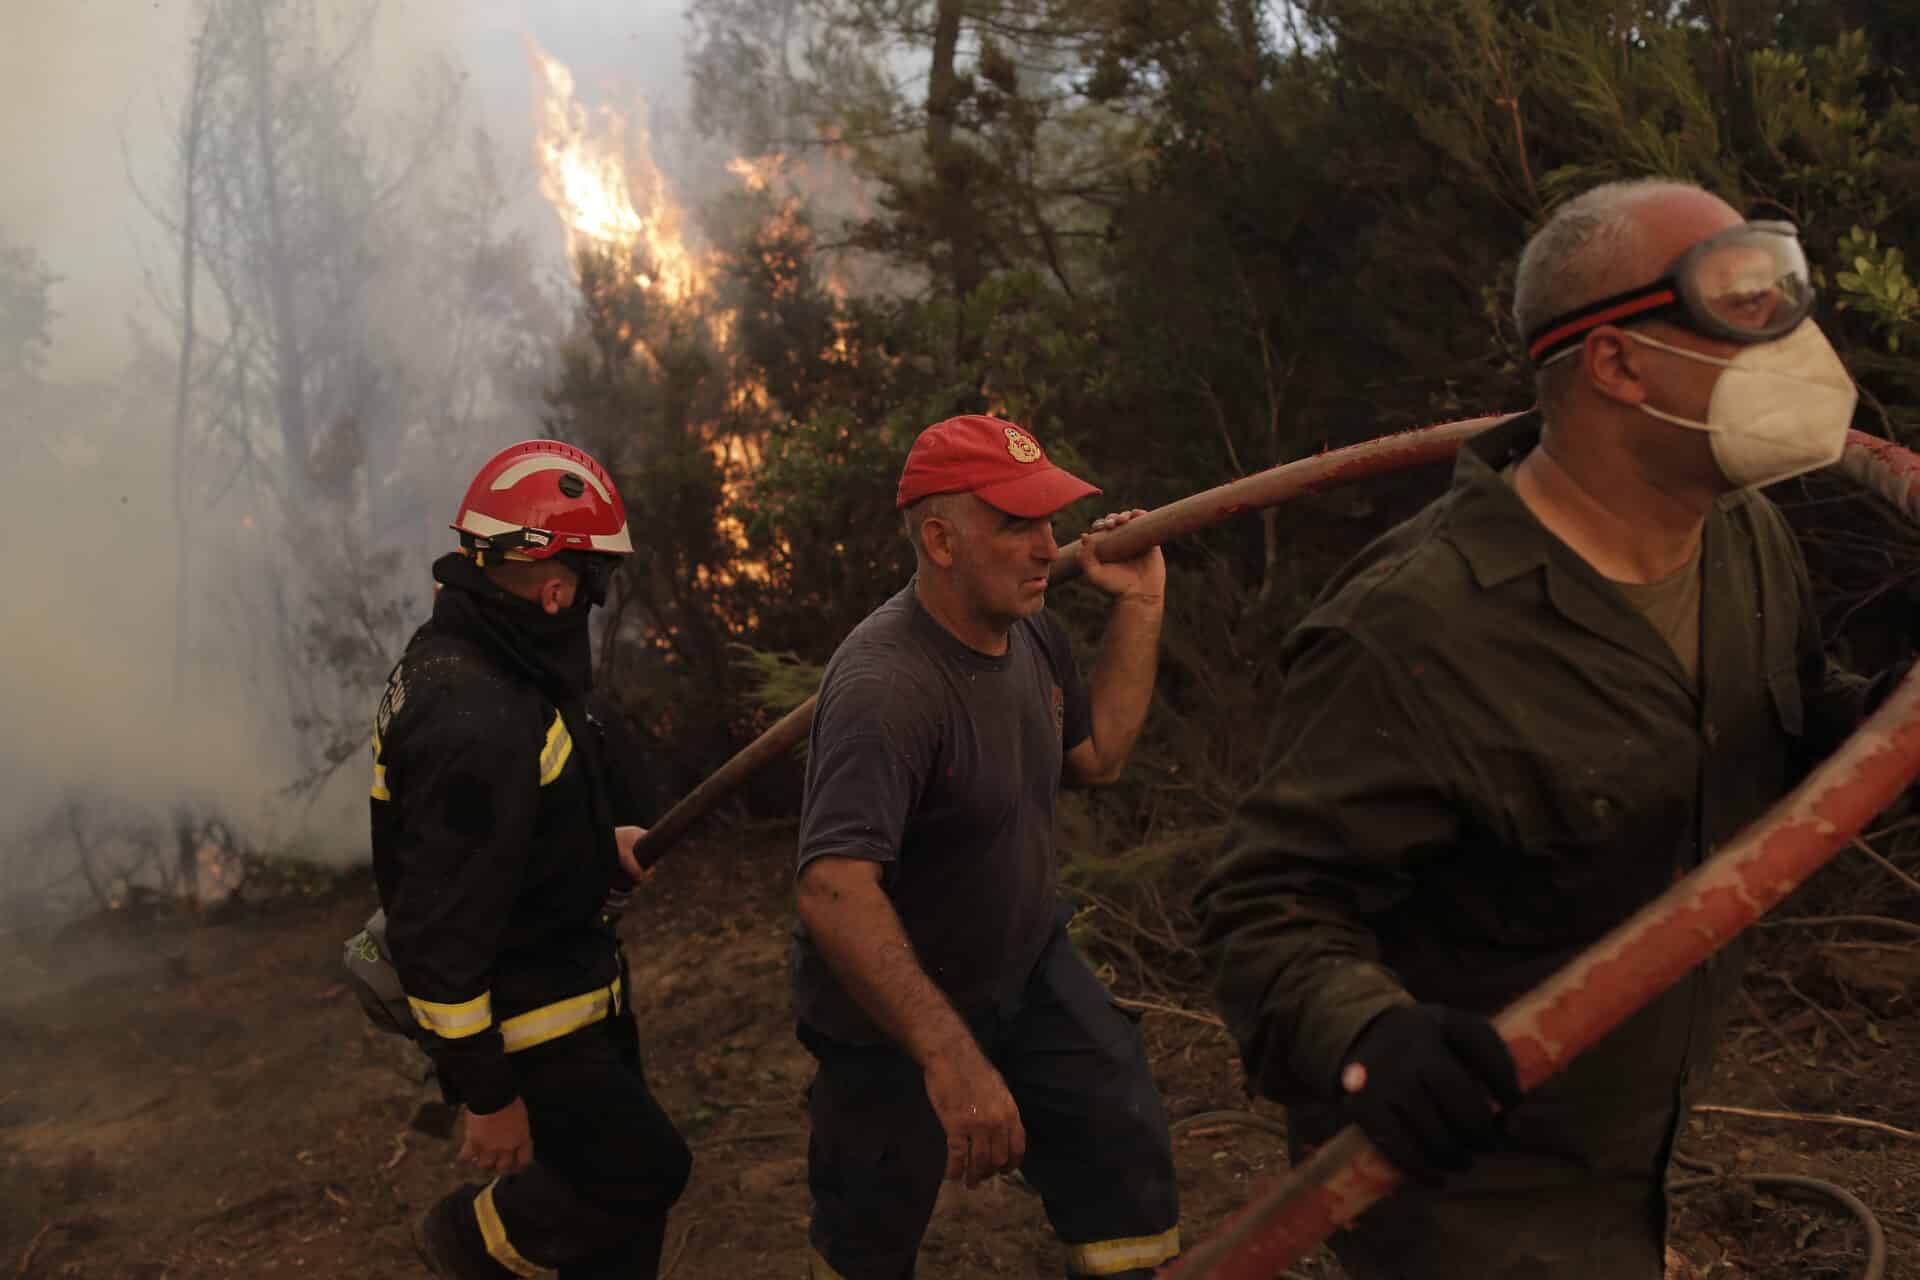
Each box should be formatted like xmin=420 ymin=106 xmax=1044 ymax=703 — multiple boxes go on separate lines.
xmin=1523 ymin=216 xmax=1855 ymax=492
xmin=1196 ymin=180 xmax=1898 ymax=1278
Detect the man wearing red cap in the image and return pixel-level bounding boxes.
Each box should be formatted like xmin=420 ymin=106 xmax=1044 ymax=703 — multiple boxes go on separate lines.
xmin=791 ymin=415 xmax=1180 ymax=1278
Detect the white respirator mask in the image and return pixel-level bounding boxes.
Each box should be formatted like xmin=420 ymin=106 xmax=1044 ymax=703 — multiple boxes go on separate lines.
xmin=1626 ymin=320 xmax=1857 ymax=490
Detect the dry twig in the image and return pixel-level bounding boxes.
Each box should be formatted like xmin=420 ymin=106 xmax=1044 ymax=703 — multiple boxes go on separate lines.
xmin=695 ymin=1129 xmax=805 ymax=1148
xmin=1739 ymin=987 xmax=1801 ymax=1061
xmin=658 ymin=1215 xmax=700 ymax=1280
xmin=13 ymin=1219 xmax=71 ymax=1279
xmin=1763 ymin=914 xmax=1920 ymax=937
xmin=1693 ymin=1103 xmax=1920 ymax=1143
xmin=1762 ymin=969 xmax=1863 ymax=1059
xmin=1850 ymin=836 xmax=1920 ymax=897
xmin=1111 ymin=996 xmax=1227 ymax=1029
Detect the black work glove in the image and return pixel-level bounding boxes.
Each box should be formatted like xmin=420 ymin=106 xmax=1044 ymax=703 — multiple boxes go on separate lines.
xmin=1337 ymin=1003 xmax=1523 ymax=1186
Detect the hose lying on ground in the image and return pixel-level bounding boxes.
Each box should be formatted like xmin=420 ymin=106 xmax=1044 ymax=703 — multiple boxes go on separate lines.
xmin=1670 ymin=1149 xmax=1887 ymax=1280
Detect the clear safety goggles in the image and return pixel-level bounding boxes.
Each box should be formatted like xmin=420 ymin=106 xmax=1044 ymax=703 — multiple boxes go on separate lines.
xmin=1525 ymin=221 xmax=1815 ymax=366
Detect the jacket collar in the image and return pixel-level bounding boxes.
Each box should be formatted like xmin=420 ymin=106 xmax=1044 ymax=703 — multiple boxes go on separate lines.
xmin=1438 ymin=411 xmax=1711 ymax=695
xmin=1440 ymin=411 xmax=1556 ymax=590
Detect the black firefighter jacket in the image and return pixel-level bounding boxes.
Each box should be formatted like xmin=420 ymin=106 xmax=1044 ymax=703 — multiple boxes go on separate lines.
xmin=370 ymin=563 xmax=636 ymax=1115
xmin=1194 ymin=414 xmax=1879 ymax=1276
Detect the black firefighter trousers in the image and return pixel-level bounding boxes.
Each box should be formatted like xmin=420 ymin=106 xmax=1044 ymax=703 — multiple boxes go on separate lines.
xmin=799 ymin=906 xmax=1181 ymax=1278
xmin=435 ymin=1012 xmax=691 ymax=1278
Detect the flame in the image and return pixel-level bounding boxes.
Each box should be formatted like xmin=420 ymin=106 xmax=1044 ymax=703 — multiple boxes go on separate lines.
xmin=726 ymin=154 xmax=782 ymax=193
xmin=530 ymin=47 xmax=834 ymax=603
xmin=530 ymin=41 xmax=712 ymax=306
xmin=196 ymin=841 xmax=245 ymax=904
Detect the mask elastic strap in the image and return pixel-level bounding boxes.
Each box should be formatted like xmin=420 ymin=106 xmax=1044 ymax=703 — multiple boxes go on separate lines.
xmin=1636 ymin=401 xmax=1718 ymax=434
xmin=1623 ymin=330 xmax=1738 ymax=370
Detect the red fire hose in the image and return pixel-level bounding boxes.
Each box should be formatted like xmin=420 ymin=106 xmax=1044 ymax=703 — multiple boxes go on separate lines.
xmin=626 ymin=413 xmax=1507 ymax=870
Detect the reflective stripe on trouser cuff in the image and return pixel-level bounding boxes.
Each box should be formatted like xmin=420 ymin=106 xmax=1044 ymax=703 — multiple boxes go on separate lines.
xmin=1065 ymin=1226 xmax=1181 ymax=1276
xmin=407 ymin=991 xmax=493 ymax=1039
xmin=474 ymin=1179 xmax=548 ymax=1277
xmin=499 ymin=978 xmax=622 ymax=1053
xmin=804 ymin=1246 xmax=847 ymax=1279
xmin=539 ymin=712 xmax=572 ymax=786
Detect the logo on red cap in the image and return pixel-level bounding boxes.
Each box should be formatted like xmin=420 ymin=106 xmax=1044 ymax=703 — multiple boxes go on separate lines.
xmin=1004 ymin=427 xmax=1042 ymax=463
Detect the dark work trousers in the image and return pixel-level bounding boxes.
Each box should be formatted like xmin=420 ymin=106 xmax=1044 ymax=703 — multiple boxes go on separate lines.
xmin=436 ymin=1011 xmax=692 ymax=1278
xmin=800 ymin=908 xmax=1180 ymax=1279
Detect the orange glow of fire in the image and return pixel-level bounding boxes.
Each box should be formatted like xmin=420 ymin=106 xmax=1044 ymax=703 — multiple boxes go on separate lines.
xmin=530 ymin=41 xmax=713 ymax=306
xmin=530 ymin=49 xmax=839 ymax=597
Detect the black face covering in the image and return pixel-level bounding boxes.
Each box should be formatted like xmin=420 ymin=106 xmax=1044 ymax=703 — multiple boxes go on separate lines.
xmin=431 ymin=553 xmax=594 ymax=703
xmin=556 ymin=550 xmax=621 ymax=609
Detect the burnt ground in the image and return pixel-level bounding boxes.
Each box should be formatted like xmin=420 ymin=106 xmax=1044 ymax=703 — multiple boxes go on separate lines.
xmin=1 ymin=829 xmax=1915 ymax=1279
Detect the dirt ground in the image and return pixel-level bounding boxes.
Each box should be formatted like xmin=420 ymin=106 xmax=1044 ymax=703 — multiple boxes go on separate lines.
xmin=2 ymin=829 xmax=1915 ymax=1279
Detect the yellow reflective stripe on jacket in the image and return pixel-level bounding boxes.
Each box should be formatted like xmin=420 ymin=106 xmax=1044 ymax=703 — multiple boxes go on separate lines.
xmin=474 ymin=1179 xmax=546 ymax=1277
xmin=406 ymin=991 xmax=493 ymax=1040
xmin=499 ymin=978 xmax=621 ymax=1053
xmin=538 ymin=711 xmax=572 ymax=786
xmin=804 ymin=1246 xmax=847 ymax=1279
xmin=370 ymin=733 xmax=390 ymax=801
xmin=1064 ymin=1226 xmax=1181 ymax=1276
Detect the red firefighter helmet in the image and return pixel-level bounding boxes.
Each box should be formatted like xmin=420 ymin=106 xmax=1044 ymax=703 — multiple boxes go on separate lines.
xmin=451 ymin=440 xmax=633 ymax=561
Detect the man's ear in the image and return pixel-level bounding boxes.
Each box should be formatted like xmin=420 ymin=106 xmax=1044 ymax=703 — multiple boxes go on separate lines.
xmin=538 ymin=572 xmax=572 ymax=615
xmin=1583 ymin=326 xmax=1651 ymax=408
xmin=920 ymin=511 xmax=961 ymax=569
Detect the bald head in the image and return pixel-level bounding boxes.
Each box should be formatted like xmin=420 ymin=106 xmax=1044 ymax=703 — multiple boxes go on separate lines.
xmin=1515 ymin=180 xmax=1741 ymax=405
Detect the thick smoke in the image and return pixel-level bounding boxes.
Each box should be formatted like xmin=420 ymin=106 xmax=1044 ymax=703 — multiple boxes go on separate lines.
xmin=0 ymin=0 xmax=694 ymax=913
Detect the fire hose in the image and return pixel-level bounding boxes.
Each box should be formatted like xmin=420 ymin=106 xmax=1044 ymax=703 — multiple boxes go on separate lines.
xmin=624 ymin=414 xmax=1508 ymax=872
xmin=621 ymin=415 xmax=1920 ymax=1277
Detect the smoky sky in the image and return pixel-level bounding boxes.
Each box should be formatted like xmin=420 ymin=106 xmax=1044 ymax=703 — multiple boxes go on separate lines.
xmin=0 ymin=0 xmax=699 ymax=865
xmin=3 ymin=0 xmax=695 ymax=380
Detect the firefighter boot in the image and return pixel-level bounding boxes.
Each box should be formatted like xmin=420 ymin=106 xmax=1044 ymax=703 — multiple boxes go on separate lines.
xmin=412 ymin=1186 xmax=517 ymax=1280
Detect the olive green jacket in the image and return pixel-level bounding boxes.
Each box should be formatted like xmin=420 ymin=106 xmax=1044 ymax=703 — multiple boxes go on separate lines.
xmin=1194 ymin=414 xmax=1873 ymax=1276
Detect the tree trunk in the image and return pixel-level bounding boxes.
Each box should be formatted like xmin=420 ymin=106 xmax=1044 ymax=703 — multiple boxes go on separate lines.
xmin=171 ymin=8 xmax=217 ymax=706
xmin=926 ymin=0 xmax=982 ymax=368
xmin=246 ymin=1 xmax=312 ymax=509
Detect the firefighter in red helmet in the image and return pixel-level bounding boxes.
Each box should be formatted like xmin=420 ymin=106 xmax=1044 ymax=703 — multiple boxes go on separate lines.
xmin=371 ymin=440 xmax=690 ymax=1278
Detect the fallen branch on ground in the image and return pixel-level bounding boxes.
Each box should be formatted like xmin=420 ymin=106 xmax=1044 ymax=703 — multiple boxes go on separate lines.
xmin=1694 ymin=1104 xmax=1920 ymax=1142
xmin=1760 ymin=968 xmax=1864 ymax=1058
xmin=14 ymin=1219 xmax=72 ymax=1279
xmin=1761 ymin=915 xmax=1920 ymax=937
xmin=658 ymin=1214 xmax=699 ymax=1280
xmin=1739 ymin=987 xmax=1802 ymax=1060
xmin=1110 ymin=996 xmax=1226 ymax=1029
xmin=1849 ymin=837 xmax=1920 ymax=897
xmin=695 ymin=1129 xmax=805 ymax=1148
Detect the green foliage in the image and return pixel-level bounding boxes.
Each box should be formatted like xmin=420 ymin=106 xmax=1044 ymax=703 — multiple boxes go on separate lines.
xmin=732 ymin=645 xmax=825 ymax=716
xmin=620 ymin=0 xmax=1920 ymax=870
xmin=1836 ymin=226 xmax=1920 ymax=352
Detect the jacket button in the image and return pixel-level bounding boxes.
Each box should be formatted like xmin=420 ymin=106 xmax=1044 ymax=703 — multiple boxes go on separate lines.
xmin=1703 ymin=723 xmax=1719 ymax=746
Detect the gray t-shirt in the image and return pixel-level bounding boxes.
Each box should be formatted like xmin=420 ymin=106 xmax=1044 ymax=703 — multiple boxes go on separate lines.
xmin=791 ymin=583 xmax=1094 ymax=1043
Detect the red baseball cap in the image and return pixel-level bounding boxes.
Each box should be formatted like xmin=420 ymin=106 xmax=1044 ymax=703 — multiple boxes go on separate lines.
xmin=895 ymin=415 xmax=1101 ymax=517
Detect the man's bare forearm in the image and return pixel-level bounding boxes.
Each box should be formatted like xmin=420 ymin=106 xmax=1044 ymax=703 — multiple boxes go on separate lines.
xmin=1085 ymin=594 xmax=1164 ymax=781
xmin=797 ymin=864 xmax=977 ymax=1065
